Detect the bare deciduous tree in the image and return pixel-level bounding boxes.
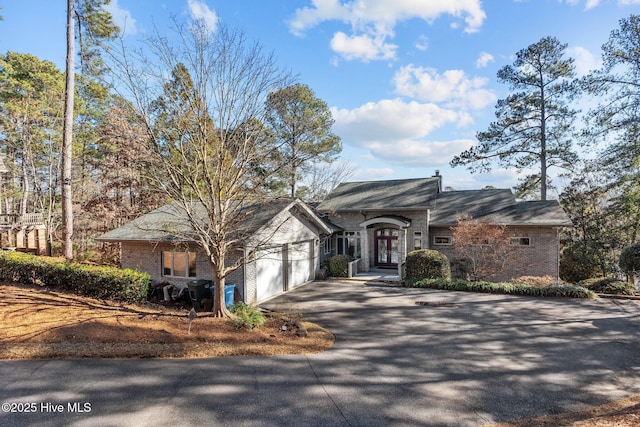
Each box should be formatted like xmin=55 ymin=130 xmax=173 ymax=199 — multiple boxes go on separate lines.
xmin=451 ymin=215 xmax=522 ymax=281
xmin=109 ymin=20 xmax=292 ymax=317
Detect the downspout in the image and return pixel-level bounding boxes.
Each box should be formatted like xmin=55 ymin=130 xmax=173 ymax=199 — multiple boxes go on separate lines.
xmin=556 ymin=227 xmax=561 ymax=281
xmin=242 ymin=247 xmax=248 ymax=303
xmin=426 ymin=209 xmax=431 ymax=249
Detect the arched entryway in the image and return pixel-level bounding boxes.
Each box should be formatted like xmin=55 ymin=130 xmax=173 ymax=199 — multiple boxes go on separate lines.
xmin=359 ymin=216 xmax=411 ymax=276
xmin=375 ymin=228 xmax=399 ymax=268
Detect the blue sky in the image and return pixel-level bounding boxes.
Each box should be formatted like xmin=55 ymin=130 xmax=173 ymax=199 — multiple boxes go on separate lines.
xmin=2 ymin=0 xmax=640 ymax=194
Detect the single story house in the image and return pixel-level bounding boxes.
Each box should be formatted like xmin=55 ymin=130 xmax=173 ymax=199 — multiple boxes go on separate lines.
xmin=98 ymin=174 xmax=572 ymax=303
xmin=316 ymin=174 xmax=572 ymax=281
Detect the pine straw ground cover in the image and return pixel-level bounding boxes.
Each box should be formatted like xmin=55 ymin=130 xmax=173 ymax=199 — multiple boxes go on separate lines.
xmin=0 ymin=283 xmax=334 ymax=359
xmin=3 ymin=283 xmax=640 ymax=426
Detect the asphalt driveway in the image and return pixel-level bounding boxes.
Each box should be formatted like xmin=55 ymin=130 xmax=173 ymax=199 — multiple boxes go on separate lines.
xmin=2 ymin=280 xmax=640 ymax=426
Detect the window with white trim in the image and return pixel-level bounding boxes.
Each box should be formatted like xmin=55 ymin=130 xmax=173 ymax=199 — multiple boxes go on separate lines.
xmin=162 ymin=251 xmax=197 ymax=278
xmin=413 ymin=231 xmax=422 ymax=250
xmin=323 ymin=236 xmax=332 ymax=255
xmin=337 ymin=231 xmax=361 ymax=258
xmin=433 ymin=236 xmax=452 ymax=246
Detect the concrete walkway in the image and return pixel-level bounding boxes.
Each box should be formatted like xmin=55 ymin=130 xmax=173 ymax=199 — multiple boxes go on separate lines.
xmin=2 ymin=280 xmax=640 ymax=426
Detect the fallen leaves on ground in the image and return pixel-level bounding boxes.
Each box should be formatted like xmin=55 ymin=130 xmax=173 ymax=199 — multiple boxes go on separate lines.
xmin=0 ymin=283 xmax=334 ymax=359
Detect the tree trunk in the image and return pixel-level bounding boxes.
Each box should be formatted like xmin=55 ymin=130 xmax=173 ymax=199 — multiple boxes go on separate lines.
xmin=61 ymin=0 xmax=75 ymax=260
xmin=539 ymin=76 xmax=547 ymax=201
xmin=212 ymin=274 xmax=232 ymax=318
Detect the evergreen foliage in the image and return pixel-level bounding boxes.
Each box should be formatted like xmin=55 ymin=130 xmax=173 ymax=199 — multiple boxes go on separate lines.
xmin=579 ymin=277 xmax=636 ymax=295
xmin=405 ymin=249 xmax=451 ymax=280
xmin=0 ymin=251 xmax=149 ymax=302
xmin=620 ymin=242 xmax=640 ymax=277
xmin=329 ymin=254 xmax=351 ymax=277
xmin=451 ymin=36 xmax=578 ymax=200
xmin=404 ymin=278 xmax=596 ymax=299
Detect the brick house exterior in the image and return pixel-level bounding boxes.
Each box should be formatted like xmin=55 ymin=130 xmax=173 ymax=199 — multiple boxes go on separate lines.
xmin=99 ymin=175 xmax=572 ymax=305
xmin=97 ymin=199 xmax=331 ymax=304
xmin=317 ymin=175 xmax=572 ymax=281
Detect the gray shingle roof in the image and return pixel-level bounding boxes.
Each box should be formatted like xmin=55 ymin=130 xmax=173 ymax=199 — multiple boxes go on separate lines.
xmin=317 ymin=177 xmax=572 ymax=227
xmin=429 ymin=190 xmax=572 ymax=226
xmin=97 ymin=198 xmax=329 ymax=243
xmin=429 ymin=189 xmax=515 ymax=225
xmin=316 ymin=177 xmax=441 ymax=212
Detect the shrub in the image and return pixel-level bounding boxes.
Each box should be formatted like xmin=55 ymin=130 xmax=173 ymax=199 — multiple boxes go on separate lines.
xmin=620 ymin=242 xmax=640 ymax=277
xmin=560 ymin=245 xmax=603 ymax=283
xmin=0 ymin=251 xmax=150 ymax=302
xmin=329 ymin=254 xmax=351 ymax=277
xmin=579 ymin=277 xmax=636 ymax=295
xmin=451 ymin=257 xmax=473 ymax=280
xmin=230 ymin=302 xmax=265 ymax=329
xmin=405 ymin=249 xmax=450 ymax=280
xmin=404 ymin=277 xmax=596 ymax=299
xmin=511 ymin=275 xmax=562 ymax=288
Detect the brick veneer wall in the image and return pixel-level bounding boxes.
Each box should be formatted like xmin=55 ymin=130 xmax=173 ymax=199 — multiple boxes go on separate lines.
xmin=326 ymin=210 xmax=430 ymax=271
xmin=429 ymin=226 xmax=561 ymax=281
xmin=324 ymin=210 xmax=562 ymax=280
xmin=120 ymin=241 xmax=245 ymax=296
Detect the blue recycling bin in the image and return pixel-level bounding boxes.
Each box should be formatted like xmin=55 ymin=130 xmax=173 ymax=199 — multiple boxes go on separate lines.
xmin=224 ymin=284 xmax=236 ymax=308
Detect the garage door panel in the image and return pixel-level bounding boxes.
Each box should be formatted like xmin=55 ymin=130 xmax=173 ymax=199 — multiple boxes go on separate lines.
xmin=290 ymin=241 xmax=312 ymax=289
xmin=256 ymin=247 xmax=284 ymax=301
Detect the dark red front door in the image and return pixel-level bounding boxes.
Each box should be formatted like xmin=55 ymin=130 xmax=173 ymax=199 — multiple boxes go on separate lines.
xmin=375 ymin=228 xmax=399 ymax=267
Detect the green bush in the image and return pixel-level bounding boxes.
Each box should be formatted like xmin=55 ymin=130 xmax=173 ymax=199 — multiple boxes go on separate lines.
xmin=620 ymin=242 xmax=640 ymax=276
xmin=405 ymin=249 xmax=451 ymax=280
xmin=560 ymin=245 xmax=603 ymax=283
xmin=404 ymin=277 xmax=596 ymax=299
xmin=329 ymin=254 xmax=351 ymax=277
xmin=0 ymin=251 xmax=149 ymax=302
xmin=511 ymin=275 xmax=563 ymax=287
xmin=230 ymin=302 xmax=266 ymax=329
xmin=579 ymin=277 xmax=636 ymax=295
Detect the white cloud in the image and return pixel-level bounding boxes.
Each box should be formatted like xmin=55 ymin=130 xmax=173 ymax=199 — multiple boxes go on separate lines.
xmin=330 ymin=31 xmax=397 ymax=62
xmin=105 ymin=0 xmax=137 ymax=36
xmin=351 ymin=168 xmax=395 ymax=181
xmin=393 ymin=65 xmax=497 ymax=110
xmin=188 ymin=0 xmax=219 ymax=33
xmin=564 ymin=0 xmax=640 ymax=9
xmin=362 ymin=139 xmax=475 ymax=166
xmin=585 ymin=0 xmax=601 ymax=9
xmin=476 ymin=51 xmax=494 ymax=68
xmin=415 ymin=35 xmax=429 ymax=52
xmin=567 ymin=46 xmax=601 ymax=76
xmin=331 ymin=98 xmax=475 ymax=166
xmin=289 ymin=0 xmax=486 ymax=62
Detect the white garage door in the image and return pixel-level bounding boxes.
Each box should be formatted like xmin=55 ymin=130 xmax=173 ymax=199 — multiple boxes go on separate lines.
xmin=256 ymin=246 xmax=284 ymax=302
xmin=289 ymin=241 xmax=313 ymax=289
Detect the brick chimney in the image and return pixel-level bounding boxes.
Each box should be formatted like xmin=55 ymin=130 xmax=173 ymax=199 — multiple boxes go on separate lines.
xmin=432 ymin=170 xmax=442 ymax=192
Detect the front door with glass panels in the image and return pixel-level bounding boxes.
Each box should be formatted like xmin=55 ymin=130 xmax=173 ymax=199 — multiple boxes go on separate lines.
xmin=375 ymin=228 xmax=399 ymax=267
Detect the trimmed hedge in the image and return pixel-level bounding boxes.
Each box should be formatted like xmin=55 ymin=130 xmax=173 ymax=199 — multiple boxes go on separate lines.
xmin=404 ymin=278 xmax=597 ymax=299
xmin=0 ymin=251 xmax=150 ymax=303
xmin=405 ymin=249 xmax=451 ymax=280
xmin=579 ymin=277 xmax=636 ymax=296
xmin=329 ymin=254 xmax=351 ymax=277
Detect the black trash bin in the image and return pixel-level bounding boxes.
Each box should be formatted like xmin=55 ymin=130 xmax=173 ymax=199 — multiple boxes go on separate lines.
xmin=187 ymin=279 xmax=212 ymax=310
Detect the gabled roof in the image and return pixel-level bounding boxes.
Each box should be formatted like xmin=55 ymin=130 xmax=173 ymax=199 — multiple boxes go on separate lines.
xmin=96 ymin=198 xmax=332 ymax=244
xmin=317 ymin=177 xmax=572 ymax=227
xmin=429 ymin=189 xmax=515 ymax=225
xmin=316 ymin=177 xmax=440 ymax=212
xmin=429 ymin=189 xmax=571 ymax=226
